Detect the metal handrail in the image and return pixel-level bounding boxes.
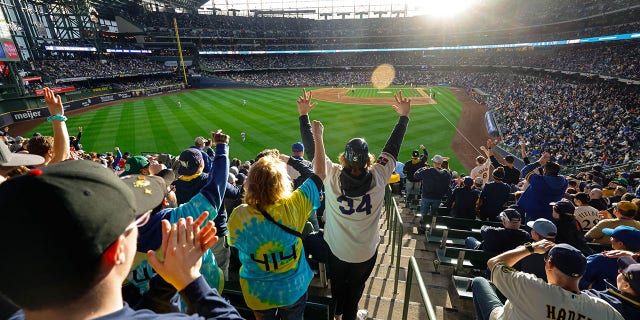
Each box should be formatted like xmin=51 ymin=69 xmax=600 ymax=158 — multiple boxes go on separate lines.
xmin=384 ymin=186 xmax=404 ymax=294
xmin=385 ymin=186 xmax=437 ymax=319
xmin=403 ymin=257 xmax=438 ymax=320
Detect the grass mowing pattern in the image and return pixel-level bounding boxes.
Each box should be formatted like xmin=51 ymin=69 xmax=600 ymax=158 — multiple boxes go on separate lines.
xmin=31 ymin=86 xmax=469 ymax=173
xmin=345 ymin=87 xmax=422 ymax=98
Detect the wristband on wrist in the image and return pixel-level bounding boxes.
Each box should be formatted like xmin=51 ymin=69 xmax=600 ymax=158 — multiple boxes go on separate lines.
xmin=47 ymin=115 xmax=67 ymax=122
xmin=524 ymin=242 xmax=534 ymax=254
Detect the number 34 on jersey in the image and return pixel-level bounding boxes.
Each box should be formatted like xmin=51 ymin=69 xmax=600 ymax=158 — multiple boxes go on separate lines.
xmin=337 ymin=194 xmax=372 ymax=215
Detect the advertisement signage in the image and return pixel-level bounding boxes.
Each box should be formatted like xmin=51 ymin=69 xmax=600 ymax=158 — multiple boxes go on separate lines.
xmin=34 ymin=86 xmax=76 ymax=96
xmin=2 ymin=41 xmax=19 ymax=60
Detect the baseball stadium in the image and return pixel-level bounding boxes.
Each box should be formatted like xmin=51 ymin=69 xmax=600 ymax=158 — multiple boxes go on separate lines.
xmin=0 ymin=0 xmax=639 ymax=319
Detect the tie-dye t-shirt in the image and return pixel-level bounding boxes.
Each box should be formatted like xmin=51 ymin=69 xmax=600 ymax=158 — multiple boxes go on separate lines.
xmin=228 ymin=177 xmax=321 ymax=310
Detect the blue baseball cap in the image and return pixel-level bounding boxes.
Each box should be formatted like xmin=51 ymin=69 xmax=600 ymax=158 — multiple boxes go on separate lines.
xmin=603 ymin=226 xmax=640 ymax=251
xmin=292 ymin=142 xmax=304 ymax=153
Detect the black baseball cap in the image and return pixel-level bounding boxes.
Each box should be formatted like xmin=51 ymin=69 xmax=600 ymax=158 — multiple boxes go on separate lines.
xmin=178 ymin=148 xmax=203 ymax=176
xmin=550 ymin=200 xmax=575 ymax=215
xmin=618 ymin=256 xmax=640 ymax=295
xmin=499 ymin=208 xmax=521 ymax=224
xmin=344 ymin=138 xmax=369 ymax=163
xmin=0 ymin=160 xmax=165 ymax=297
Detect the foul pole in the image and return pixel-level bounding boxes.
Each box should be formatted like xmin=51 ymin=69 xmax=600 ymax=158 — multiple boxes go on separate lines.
xmin=173 ymin=18 xmax=189 ymax=86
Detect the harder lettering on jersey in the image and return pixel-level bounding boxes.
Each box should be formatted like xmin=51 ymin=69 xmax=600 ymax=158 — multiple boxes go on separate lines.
xmin=546 ymin=305 xmax=593 ymax=320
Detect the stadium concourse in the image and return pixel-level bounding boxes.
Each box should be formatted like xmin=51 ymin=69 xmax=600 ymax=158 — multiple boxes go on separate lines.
xmin=1 ymin=1 xmax=640 ymax=319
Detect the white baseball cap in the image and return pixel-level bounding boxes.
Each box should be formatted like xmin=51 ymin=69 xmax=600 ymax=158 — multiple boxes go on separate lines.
xmin=432 ymin=154 xmax=448 ymax=163
xmin=0 ymin=142 xmax=44 ymax=167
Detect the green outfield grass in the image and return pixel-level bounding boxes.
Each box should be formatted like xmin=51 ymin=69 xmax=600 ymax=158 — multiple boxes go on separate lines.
xmin=345 ymin=87 xmax=422 ymax=98
xmin=31 ymin=86 xmax=468 ymax=173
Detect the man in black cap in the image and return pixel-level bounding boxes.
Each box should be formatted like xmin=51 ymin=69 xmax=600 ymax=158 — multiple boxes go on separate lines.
xmin=465 ymin=208 xmax=530 ymax=255
xmin=472 ymin=241 xmax=623 ymax=320
xmin=173 ymin=148 xmax=206 ymax=204
xmin=478 ymin=167 xmax=512 ymax=221
xmin=486 ymin=139 xmax=521 ymax=190
xmin=402 ymin=145 xmax=428 ymax=210
xmin=0 ymin=160 xmax=242 ymax=319
xmin=445 ymin=176 xmax=480 ymax=219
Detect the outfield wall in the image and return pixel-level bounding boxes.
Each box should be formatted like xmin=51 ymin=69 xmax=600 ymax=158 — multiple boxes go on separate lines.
xmin=0 ymin=84 xmax=185 ymax=128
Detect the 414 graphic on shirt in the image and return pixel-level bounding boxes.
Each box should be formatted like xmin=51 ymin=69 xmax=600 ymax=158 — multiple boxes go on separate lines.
xmin=250 ymin=244 xmax=297 ymax=271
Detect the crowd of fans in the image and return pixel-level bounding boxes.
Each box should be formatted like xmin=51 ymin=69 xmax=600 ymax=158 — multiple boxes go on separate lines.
xmin=199 ymin=40 xmax=640 ymax=80
xmin=27 ymin=45 xmax=640 ymax=171
xmin=396 ymin=135 xmax=640 ymax=319
xmin=33 ymin=55 xmax=174 ymax=80
xmin=437 ymin=71 xmax=640 ymax=167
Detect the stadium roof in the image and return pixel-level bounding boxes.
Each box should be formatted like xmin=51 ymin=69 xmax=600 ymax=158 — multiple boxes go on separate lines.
xmin=28 ymin=0 xmax=207 ymax=18
xmin=200 ymin=0 xmax=429 ymax=18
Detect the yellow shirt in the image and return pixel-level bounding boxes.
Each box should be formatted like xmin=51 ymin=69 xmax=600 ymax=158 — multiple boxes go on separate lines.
xmin=585 ymin=219 xmax=640 ymax=244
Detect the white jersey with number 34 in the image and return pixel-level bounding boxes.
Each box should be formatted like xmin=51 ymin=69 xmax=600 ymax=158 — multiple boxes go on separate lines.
xmin=323 ymin=152 xmax=396 ymax=263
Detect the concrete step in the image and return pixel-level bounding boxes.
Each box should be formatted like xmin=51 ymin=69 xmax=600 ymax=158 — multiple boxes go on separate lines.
xmin=359 ymin=196 xmax=476 ymax=320
xmin=359 ymin=292 xmax=441 ymax=320
xmin=375 ymin=251 xmax=435 ymax=269
xmin=366 ymin=273 xmax=452 ymax=303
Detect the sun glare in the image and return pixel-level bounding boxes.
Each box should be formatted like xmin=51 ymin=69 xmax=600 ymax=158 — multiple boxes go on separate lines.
xmin=414 ymin=0 xmax=479 ymax=18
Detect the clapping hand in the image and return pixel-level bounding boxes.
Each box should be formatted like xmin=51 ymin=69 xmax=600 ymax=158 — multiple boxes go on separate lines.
xmin=147 ymin=211 xmax=218 ymax=291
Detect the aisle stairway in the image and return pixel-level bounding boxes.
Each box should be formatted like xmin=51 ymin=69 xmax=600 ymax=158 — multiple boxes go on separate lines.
xmin=356 ymin=192 xmax=478 ymax=320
